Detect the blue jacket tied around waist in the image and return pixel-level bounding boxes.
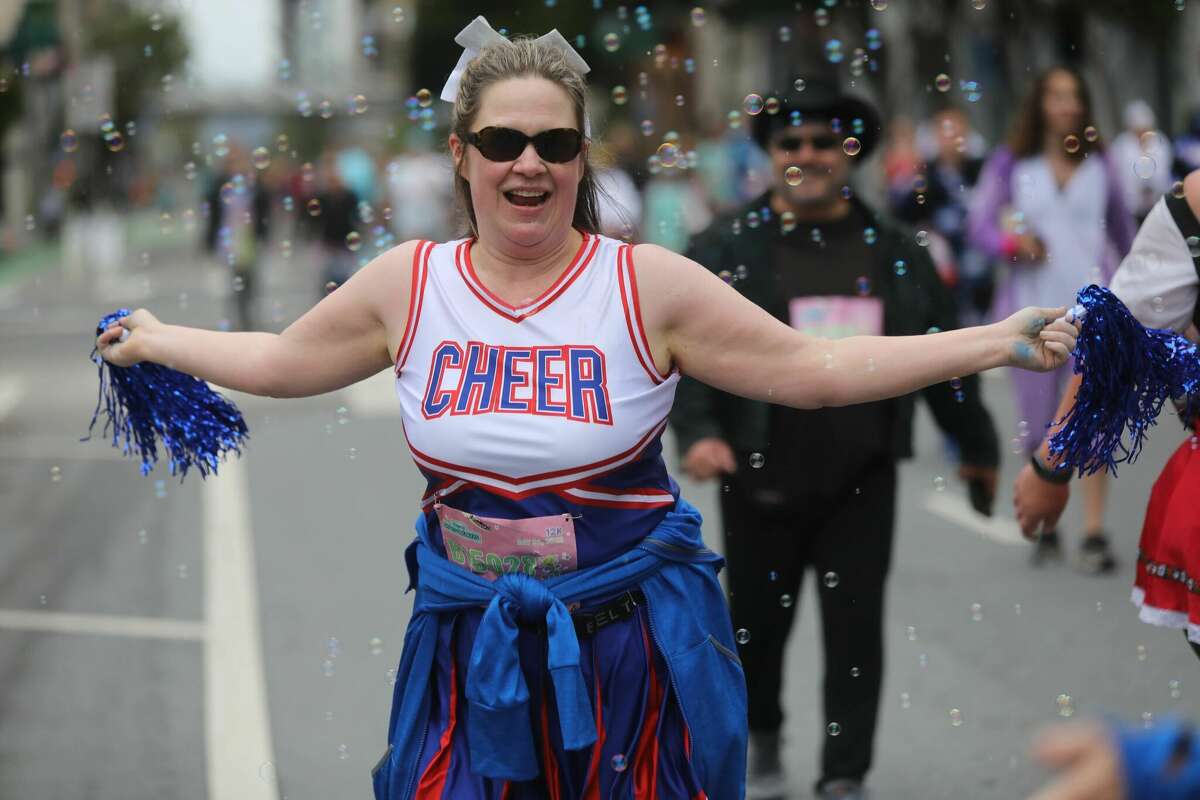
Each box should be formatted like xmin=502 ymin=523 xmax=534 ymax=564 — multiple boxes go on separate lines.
xmin=371 ymin=498 xmax=748 ymax=800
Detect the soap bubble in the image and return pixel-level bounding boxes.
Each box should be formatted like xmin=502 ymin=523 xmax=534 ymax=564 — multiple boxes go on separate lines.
xmin=827 ymin=722 xmax=841 ymax=736
xmin=1056 ymin=694 xmax=1075 ymax=717
xmin=60 ymin=129 xmax=79 ymax=152
xmin=1084 ymin=125 xmax=1099 ymax=142
xmin=794 ymin=78 xmax=806 ymax=92
xmin=949 ymin=708 xmax=964 ymax=726
xmin=736 ymin=628 xmax=751 ymax=644
xmin=743 ymin=94 xmax=765 ymax=115
xmin=345 ymin=231 xmax=362 ymax=251
xmin=690 ymin=7 xmax=706 ymax=26
xmin=785 ymin=166 xmax=803 ymax=186
xmin=611 ymin=754 xmax=628 ymax=771
xmin=1063 ymin=135 xmax=1080 ymax=154
xmin=749 ymin=452 xmax=765 ymax=468
xmin=935 ymin=73 xmax=952 ymax=93
xmin=416 ymin=88 xmax=432 ymax=107
xmin=823 ymin=571 xmax=840 ymax=588
xmin=843 ymin=137 xmax=862 ymax=156
xmin=252 ymin=147 xmax=271 ymax=170
xmin=1134 ymin=155 xmax=1156 ymax=180
xmin=603 ymin=32 xmax=620 ymax=52
xmin=780 ymin=594 xmax=794 ymax=608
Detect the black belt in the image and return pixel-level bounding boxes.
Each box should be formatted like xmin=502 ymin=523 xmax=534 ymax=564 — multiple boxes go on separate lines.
xmin=515 ymin=589 xmax=646 ymax=640
xmin=573 ymin=589 xmax=645 ymax=639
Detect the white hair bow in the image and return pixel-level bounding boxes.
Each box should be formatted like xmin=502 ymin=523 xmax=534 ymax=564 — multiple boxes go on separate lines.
xmin=439 ymin=16 xmax=593 ymax=135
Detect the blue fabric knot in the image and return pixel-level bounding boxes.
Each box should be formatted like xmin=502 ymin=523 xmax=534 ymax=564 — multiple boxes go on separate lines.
xmin=493 ymin=572 xmax=556 ymax=624
xmin=464 ymin=571 xmax=596 ymax=780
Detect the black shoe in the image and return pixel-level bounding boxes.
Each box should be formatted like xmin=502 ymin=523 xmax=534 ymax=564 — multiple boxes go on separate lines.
xmin=1030 ymin=529 xmax=1063 ymax=566
xmin=816 ymin=779 xmax=869 ymax=800
xmin=746 ymin=730 xmax=786 ymax=800
xmin=1077 ymin=533 xmax=1117 ymax=575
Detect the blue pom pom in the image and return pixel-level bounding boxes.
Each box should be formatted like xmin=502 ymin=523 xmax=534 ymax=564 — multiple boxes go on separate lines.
xmin=82 ymin=309 xmax=249 ymax=479
xmin=1048 ymin=286 xmax=1200 ymax=476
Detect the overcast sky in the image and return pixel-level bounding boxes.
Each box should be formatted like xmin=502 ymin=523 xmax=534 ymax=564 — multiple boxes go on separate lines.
xmin=180 ymin=0 xmax=282 ymax=91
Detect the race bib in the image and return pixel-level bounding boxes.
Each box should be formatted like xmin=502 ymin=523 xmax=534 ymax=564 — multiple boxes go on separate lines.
xmin=788 ymin=295 xmax=884 ymax=339
xmin=435 ymin=503 xmax=578 ymax=581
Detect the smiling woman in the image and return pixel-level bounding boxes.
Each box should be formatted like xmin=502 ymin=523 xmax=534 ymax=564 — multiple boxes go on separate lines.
xmin=93 ymin=17 xmax=1084 ymax=800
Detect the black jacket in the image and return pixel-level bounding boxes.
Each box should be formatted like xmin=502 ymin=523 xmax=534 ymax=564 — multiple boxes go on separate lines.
xmin=669 ymin=193 xmax=1000 ymax=468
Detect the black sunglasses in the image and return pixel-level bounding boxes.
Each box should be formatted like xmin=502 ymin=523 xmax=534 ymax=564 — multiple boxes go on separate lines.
xmin=774 ymin=134 xmax=839 ymax=152
xmin=464 ymin=126 xmax=584 ymax=164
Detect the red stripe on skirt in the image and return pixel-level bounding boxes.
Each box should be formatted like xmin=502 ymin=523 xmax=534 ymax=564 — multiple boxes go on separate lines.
xmin=633 ymin=620 xmax=662 ymax=799
xmin=540 ymin=684 xmax=563 ymax=800
xmin=583 ymin=656 xmax=606 ymax=800
xmin=415 ymin=656 xmax=459 ymax=799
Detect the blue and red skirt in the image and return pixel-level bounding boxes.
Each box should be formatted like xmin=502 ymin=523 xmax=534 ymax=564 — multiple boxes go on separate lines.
xmin=412 ymin=602 xmax=710 ymax=799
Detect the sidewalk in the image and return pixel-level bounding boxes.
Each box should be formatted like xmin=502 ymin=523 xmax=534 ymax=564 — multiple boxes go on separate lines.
xmin=0 ymin=209 xmax=186 ymax=292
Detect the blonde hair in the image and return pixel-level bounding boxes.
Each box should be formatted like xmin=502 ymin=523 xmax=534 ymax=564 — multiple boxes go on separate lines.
xmin=451 ymin=36 xmax=601 ymax=237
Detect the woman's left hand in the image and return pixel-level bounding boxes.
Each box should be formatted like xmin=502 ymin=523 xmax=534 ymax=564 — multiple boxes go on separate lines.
xmin=1002 ymin=305 xmax=1081 ymax=372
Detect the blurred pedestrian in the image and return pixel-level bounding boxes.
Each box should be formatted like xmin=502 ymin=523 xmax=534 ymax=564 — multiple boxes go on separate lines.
xmin=204 ymin=144 xmax=270 ymax=330
xmin=891 ymin=104 xmax=992 ymax=324
xmin=672 ymin=81 xmax=1000 ymax=800
xmin=594 ymin=121 xmax=642 ymax=239
xmin=386 ymin=129 xmax=455 ymax=242
xmin=310 ymin=150 xmax=363 ymax=295
xmin=1110 ymin=100 xmax=1173 ymax=223
xmin=1014 ymin=171 xmax=1200 ymax=660
xmin=967 ymin=65 xmax=1135 ymax=573
xmin=1173 ymin=108 xmax=1200 ymax=177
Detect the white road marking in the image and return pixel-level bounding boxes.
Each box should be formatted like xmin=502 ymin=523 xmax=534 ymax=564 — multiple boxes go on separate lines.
xmin=922 ymin=491 xmax=1027 ymax=546
xmin=0 ymin=376 xmax=24 ymax=422
xmin=203 ymin=455 xmax=279 ymax=800
xmin=0 ymin=609 xmax=205 ymax=641
xmin=343 ymin=368 xmax=400 ymax=418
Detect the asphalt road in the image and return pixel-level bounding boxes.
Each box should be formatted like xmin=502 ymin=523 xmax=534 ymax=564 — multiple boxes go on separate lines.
xmin=0 ymin=227 xmax=1196 ymax=799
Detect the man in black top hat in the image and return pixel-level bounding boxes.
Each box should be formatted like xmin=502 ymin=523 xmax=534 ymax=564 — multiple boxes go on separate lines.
xmin=670 ymin=82 xmax=1000 ymax=800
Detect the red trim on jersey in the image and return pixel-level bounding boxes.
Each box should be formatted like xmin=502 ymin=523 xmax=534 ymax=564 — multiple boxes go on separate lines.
xmin=396 ymin=241 xmax=433 ymax=373
xmin=633 ymin=619 xmax=662 ymax=799
xmin=499 ymin=782 xmax=511 ymax=800
xmin=403 ymin=416 xmax=667 ymax=492
xmin=414 ymin=652 xmax=458 ymax=799
xmin=457 ymin=232 xmax=599 ymax=323
xmin=618 ymin=245 xmax=666 ymax=385
xmin=625 ymin=245 xmax=674 ymax=382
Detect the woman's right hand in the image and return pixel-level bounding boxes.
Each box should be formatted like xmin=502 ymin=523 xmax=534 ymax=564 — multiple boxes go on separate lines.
xmin=96 ymin=308 xmax=162 ymax=367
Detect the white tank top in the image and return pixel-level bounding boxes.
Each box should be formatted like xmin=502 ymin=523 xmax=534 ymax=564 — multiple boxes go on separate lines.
xmin=393 ymin=232 xmax=680 ymax=508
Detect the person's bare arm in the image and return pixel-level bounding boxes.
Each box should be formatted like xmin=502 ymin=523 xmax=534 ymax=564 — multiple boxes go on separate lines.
xmin=631 ymin=244 xmax=1077 ymax=409
xmin=97 ymin=241 xmax=416 ymax=398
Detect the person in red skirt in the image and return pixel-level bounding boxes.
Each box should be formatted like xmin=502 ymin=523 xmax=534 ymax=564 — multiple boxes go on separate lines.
xmin=1015 ymin=169 xmax=1200 ymax=657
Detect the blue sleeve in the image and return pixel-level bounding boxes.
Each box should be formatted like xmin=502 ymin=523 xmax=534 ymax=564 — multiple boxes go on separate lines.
xmin=1117 ymin=716 xmax=1200 ymax=800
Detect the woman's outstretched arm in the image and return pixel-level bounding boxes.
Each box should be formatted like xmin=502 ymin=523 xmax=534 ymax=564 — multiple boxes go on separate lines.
xmin=631 ymin=243 xmax=1078 ymax=410
xmin=95 ymin=241 xmax=417 ymax=398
